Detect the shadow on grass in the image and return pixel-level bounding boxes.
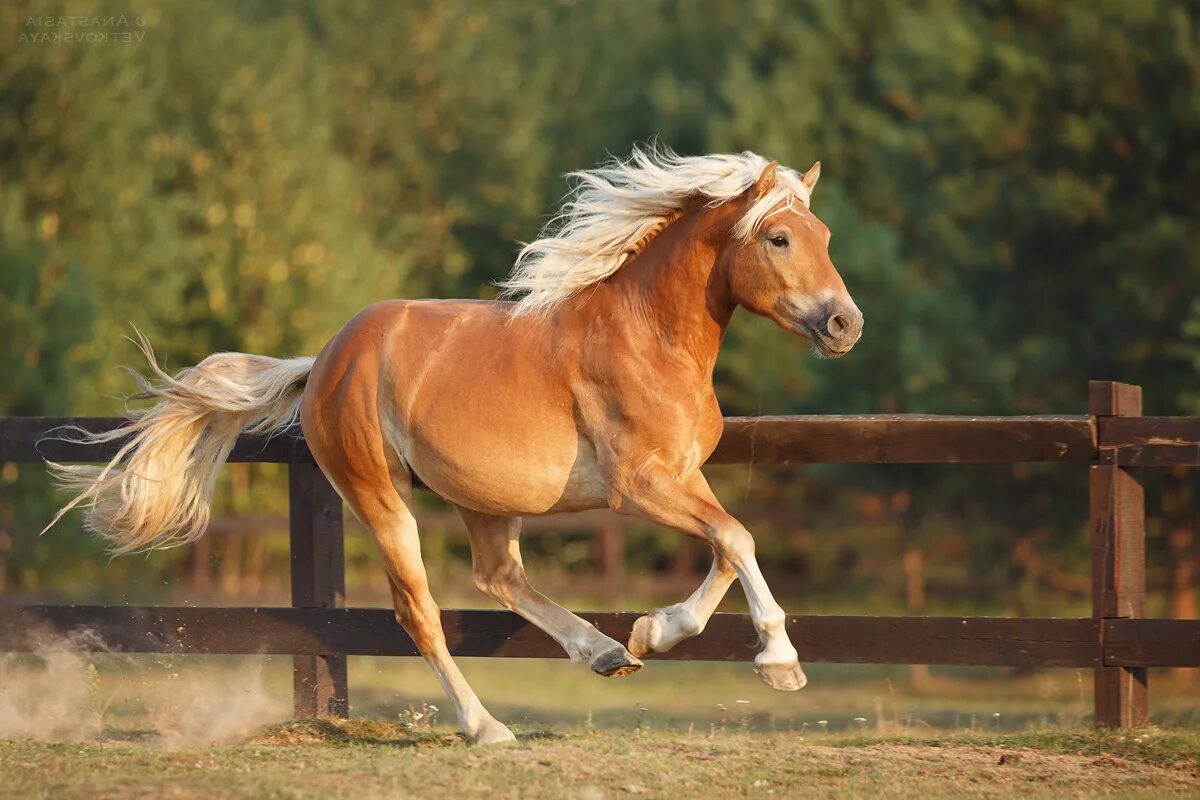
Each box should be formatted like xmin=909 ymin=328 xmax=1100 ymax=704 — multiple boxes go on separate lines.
xmin=251 ymin=718 xmax=565 ymax=748
xmin=98 ymin=728 xmax=163 ymax=743
xmin=515 ymin=729 xmax=564 ymax=742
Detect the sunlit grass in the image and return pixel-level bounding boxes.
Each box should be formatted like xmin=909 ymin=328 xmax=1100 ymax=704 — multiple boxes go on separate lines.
xmin=4 ymin=723 xmax=1198 ymax=800
xmin=6 ymin=651 xmax=1193 ymax=737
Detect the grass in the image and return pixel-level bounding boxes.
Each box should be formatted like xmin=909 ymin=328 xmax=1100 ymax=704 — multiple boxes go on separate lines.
xmin=3 ymin=650 xmax=1199 ymax=797
xmin=344 ymin=657 xmax=1200 ymax=732
xmin=825 ymin=727 xmax=1200 ymax=771
xmin=3 ymin=722 xmax=1199 ymax=799
xmin=6 ymin=650 xmax=1200 ymax=736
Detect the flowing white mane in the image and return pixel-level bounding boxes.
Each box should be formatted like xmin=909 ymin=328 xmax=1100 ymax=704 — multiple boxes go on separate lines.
xmin=499 ymin=145 xmax=812 ymax=315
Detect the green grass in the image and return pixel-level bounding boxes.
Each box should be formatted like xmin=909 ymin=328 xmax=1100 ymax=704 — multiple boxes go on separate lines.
xmin=353 ymin=657 xmax=1200 ymax=733
xmin=7 ymin=651 xmax=1199 ymax=737
xmin=825 ymin=728 xmax=1200 ymax=771
xmin=3 ymin=723 xmax=1199 ymax=800
xmin=252 ymin=718 xmax=1200 ymax=772
xmin=4 ymin=650 xmax=1200 ymax=797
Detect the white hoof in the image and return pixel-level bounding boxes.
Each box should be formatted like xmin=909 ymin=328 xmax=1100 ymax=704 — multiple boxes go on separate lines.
xmin=469 ymin=718 xmax=517 ymax=745
xmin=755 ymin=660 xmax=808 ymax=691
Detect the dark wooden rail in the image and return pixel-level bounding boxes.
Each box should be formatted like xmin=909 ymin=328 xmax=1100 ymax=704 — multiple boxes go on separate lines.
xmin=3 ymin=414 xmax=1099 ymax=466
xmin=0 ymin=607 xmax=1108 ymax=666
xmin=2 ymin=381 xmax=1199 ymax=727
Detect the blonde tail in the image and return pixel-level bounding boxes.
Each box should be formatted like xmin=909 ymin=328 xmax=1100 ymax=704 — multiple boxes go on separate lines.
xmin=43 ymin=332 xmax=314 ymax=554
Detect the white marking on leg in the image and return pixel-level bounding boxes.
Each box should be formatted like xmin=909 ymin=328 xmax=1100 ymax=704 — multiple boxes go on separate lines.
xmin=421 ymin=648 xmax=513 ymax=744
xmin=364 ymin=496 xmax=514 ymax=744
xmin=639 ymin=556 xmax=737 ymax=653
xmin=714 ymin=523 xmax=799 ymax=667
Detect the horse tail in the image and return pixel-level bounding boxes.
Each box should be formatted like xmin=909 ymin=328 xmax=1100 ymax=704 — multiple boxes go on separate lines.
xmin=43 ymin=331 xmax=314 ymax=554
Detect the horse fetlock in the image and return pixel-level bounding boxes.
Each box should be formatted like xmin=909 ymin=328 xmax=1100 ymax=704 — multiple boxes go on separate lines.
xmin=756 ymin=632 xmax=798 ymax=663
xmin=667 ymin=605 xmax=704 ymax=639
xmin=752 ymin=602 xmax=787 ymax=631
xmin=628 ymin=605 xmax=702 ymax=657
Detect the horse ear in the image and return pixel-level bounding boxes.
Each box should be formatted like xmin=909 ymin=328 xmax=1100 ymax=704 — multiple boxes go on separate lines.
xmin=751 ymin=161 xmax=779 ymax=198
xmin=801 ymin=161 xmax=821 ymax=193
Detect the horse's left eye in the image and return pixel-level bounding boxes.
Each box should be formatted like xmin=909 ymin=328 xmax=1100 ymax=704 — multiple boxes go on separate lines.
xmin=769 ymin=235 xmax=789 ymax=248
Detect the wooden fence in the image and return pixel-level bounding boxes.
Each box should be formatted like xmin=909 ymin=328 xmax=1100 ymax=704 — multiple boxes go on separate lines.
xmin=1 ymin=380 xmax=1198 ymax=728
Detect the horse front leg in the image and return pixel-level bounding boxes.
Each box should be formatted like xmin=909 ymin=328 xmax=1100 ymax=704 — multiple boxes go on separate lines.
xmin=628 ymin=553 xmax=737 ymax=658
xmin=615 ymin=465 xmax=806 ymax=691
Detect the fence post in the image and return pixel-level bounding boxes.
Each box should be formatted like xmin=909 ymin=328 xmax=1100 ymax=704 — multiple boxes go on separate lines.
xmin=1089 ymin=380 xmax=1148 ymax=727
xmin=289 ymin=461 xmax=348 ymax=718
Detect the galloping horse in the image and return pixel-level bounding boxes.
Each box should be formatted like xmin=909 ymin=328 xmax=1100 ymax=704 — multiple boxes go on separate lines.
xmin=48 ymin=147 xmax=863 ymax=744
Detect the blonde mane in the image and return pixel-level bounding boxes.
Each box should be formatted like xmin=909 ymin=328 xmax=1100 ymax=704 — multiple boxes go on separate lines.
xmin=499 ymin=145 xmax=813 ymax=315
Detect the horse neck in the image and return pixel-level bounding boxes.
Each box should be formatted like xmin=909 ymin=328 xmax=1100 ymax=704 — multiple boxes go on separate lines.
xmin=575 ymin=202 xmax=738 ymax=370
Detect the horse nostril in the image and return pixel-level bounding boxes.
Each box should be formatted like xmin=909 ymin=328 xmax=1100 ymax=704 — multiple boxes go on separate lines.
xmin=826 ymin=313 xmax=847 ymax=336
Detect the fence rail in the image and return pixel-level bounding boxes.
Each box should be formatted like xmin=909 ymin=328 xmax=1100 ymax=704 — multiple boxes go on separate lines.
xmin=2 ymin=381 xmax=1199 ymax=726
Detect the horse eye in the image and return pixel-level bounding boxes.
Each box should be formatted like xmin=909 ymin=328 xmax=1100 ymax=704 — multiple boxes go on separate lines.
xmin=769 ymin=235 xmax=789 ymax=248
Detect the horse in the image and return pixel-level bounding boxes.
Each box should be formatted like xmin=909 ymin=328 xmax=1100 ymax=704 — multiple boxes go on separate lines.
xmin=46 ymin=146 xmax=863 ymax=744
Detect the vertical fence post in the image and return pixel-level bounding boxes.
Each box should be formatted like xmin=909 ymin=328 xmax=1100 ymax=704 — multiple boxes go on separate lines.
xmin=1089 ymin=380 xmax=1148 ymax=727
xmin=289 ymin=460 xmax=348 ymax=718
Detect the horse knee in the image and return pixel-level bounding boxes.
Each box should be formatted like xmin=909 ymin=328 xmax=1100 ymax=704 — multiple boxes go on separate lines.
xmin=710 ymin=522 xmax=755 ymax=564
xmin=713 ymin=554 xmax=738 ymax=581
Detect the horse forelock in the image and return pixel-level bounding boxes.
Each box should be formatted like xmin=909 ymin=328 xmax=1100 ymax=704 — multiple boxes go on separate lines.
xmin=499 ymin=145 xmax=812 ymax=315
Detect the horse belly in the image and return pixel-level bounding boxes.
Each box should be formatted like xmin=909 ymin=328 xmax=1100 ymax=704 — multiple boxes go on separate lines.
xmin=373 ymin=298 xmax=610 ymax=516
xmin=388 ymin=413 xmax=609 ymax=516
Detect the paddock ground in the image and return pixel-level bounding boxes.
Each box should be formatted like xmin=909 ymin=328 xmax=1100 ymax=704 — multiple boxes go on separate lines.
xmin=3 ymin=725 xmax=1200 ymax=799
xmin=2 ymin=655 xmax=1199 ymax=797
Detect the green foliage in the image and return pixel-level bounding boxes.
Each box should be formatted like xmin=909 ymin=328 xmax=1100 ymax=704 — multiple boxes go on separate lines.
xmin=0 ymin=0 xmax=1196 ymax=600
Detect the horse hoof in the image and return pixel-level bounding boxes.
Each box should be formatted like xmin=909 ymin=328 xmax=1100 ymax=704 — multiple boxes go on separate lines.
xmin=627 ymin=614 xmax=660 ymax=658
xmin=590 ymin=645 xmax=644 ymax=678
xmin=470 ymin=720 xmax=517 ymax=746
xmin=755 ymin=661 xmax=808 ymax=691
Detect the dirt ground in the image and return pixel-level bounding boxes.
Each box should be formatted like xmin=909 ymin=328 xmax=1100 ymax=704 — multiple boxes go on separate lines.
xmin=2 ymin=722 xmax=1199 ymax=799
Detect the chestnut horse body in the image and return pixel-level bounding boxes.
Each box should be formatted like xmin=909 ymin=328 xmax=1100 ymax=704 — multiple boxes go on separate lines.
xmin=49 ymin=148 xmax=862 ymax=744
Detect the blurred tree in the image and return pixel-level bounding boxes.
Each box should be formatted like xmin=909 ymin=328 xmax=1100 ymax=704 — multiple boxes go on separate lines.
xmin=702 ymin=0 xmax=1199 ymax=598
xmin=0 ymin=0 xmax=1195 ymax=608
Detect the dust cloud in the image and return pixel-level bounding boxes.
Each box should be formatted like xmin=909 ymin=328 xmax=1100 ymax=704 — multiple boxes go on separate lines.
xmin=146 ymin=657 xmax=286 ymax=747
xmin=0 ymin=629 xmax=106 ymax=741
xmin=0 ymin=629 xmax=287 ymax=746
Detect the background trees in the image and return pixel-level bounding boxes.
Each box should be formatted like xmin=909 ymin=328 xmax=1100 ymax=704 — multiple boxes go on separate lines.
xmin=1 ymin=0 xmax=1196 ymax=610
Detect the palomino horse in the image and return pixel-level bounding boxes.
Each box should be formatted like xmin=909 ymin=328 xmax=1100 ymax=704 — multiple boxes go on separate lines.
xmin=48 ymin=147 xmax=863 ymax=744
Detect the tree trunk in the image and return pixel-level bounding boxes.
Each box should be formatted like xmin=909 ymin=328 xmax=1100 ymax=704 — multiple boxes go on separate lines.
xmin=596 ymin=517 xmax=625 ymax=604
xmin=1166 ymin=525 xmax=1196 ymax=683
xmin=190 ymin=535 xmax=212 ymax=596
xmin=903 ymin=545 xmax=932 ymax=689
xmin=1161 ymin=467 xmax=1197 ymax=683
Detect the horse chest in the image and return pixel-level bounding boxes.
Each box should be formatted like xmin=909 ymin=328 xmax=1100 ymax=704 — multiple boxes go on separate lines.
xmin=585 ymin=380 xmax=723 ymax=481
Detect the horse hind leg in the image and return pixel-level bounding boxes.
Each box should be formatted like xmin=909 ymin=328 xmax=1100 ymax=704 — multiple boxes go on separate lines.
xmin=336 ymin=470 xmax=514 ymax=744
xmin=457 ymin=506 xmax=642 ymax=678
